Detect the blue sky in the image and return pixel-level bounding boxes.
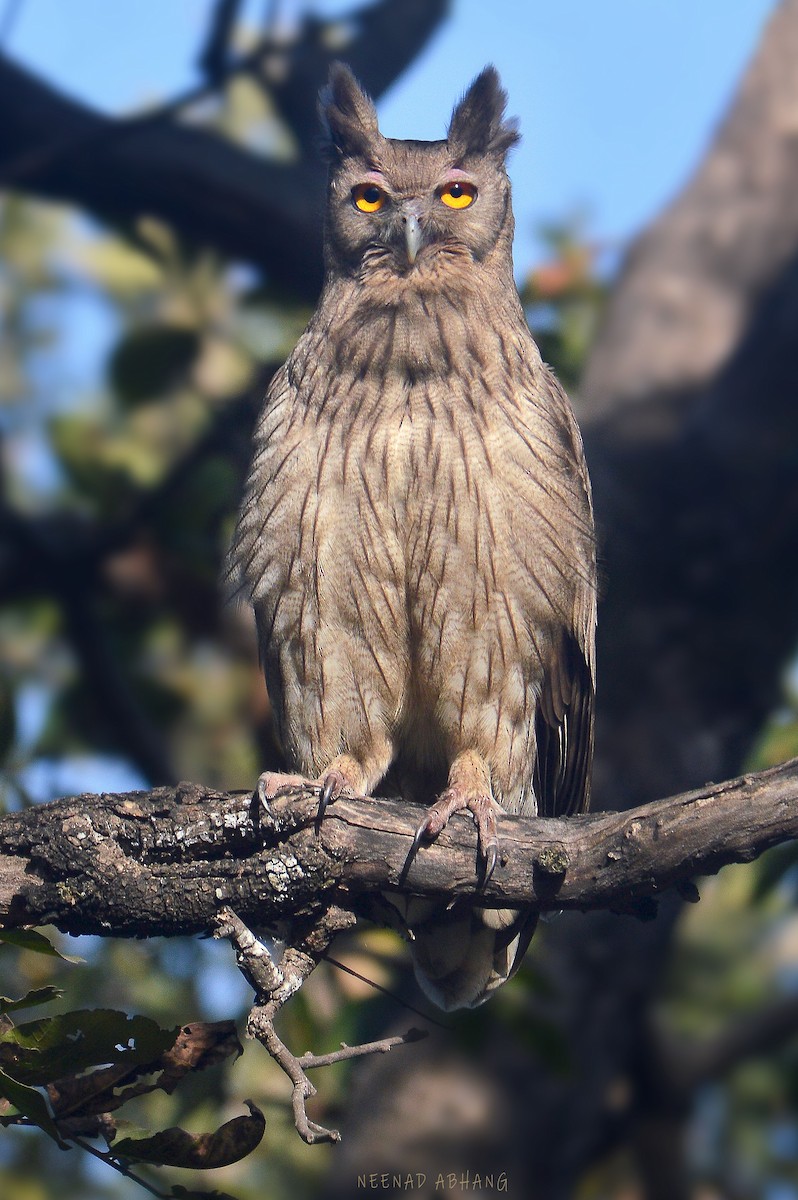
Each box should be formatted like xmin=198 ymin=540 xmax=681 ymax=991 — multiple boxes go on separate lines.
xmin=4 ymin=0 xmax=779 ymax=270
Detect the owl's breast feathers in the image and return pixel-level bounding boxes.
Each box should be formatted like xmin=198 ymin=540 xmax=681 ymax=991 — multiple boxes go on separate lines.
xmin=229 ymin=278 xmax=595 ymax=820
xmin=226 ymin=62 xmax=596 ymax=1011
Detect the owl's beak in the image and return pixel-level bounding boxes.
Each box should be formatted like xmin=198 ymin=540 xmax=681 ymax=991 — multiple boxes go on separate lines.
xmin=402 ymin=211 xmax=423 ymax=264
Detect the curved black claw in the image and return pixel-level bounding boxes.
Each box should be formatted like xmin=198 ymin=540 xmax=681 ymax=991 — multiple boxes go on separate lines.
xmin=412 ymin=816 xmax=433 ymax=855
xmin=479 ymin=841 xmax=499 ymax=890
xmin=314 ymin=776 xmax=337 ymax=834
xmin=257 ymin=774 xmax=271 ymax=815
xmin=399 ymin=815 xmax=432 ymax=885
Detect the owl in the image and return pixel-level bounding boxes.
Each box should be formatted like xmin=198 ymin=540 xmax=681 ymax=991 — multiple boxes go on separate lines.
xmin=227 ymin=63 xmax=596 ymax=1011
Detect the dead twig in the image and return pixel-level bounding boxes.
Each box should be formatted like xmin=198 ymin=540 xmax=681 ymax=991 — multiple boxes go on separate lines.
xmin=214 ymin=906 xmax=427 ymax=1143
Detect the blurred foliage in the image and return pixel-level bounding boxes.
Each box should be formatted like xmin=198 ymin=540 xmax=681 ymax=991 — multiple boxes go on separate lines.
xmin=0 ymin=59 xmax=320 ymax=1195
xmin=520 ymin=213 xmax=610 ymax=394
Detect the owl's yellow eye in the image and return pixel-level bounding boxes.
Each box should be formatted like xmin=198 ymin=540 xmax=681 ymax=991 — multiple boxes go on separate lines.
xmin=352 ymin=183 xmax=387 ymax=213
xmin=439 ymin=181 xmax=477 ymax=209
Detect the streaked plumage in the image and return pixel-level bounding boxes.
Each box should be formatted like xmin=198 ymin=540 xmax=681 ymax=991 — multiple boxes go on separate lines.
xmin=228 ymin=63 xmax=596 ymax=1010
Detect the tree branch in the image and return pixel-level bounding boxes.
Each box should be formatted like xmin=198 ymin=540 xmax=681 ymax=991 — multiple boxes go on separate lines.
xmin=0 ymin=0 xmax=449 ymax=299
xmin=0 ymin=758 xmax=796 ymax=938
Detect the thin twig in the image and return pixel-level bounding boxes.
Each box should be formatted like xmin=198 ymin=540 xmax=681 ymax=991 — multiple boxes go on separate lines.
xmin=322 ymin=952 xmax=450 ymax=1030
xmin=215 ymin=907 xmax=427 ymax=1144
xmin=198 ymin=0 xmax=242 ymax=79
xmin=68 ymin=1136 xmax=170 ymax=1199
xmin=299 ymin=1029 xmax=427 ymax=1070
xmin=249 ymin=1004 xmax=340 ymax=1144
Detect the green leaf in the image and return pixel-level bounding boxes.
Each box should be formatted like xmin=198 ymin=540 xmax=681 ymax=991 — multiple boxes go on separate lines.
xmin=0 ymin=1010 xmax=178 ymax=1086
xmin=0 ymin=987 xmax=62 ymax=1014
xmin=0 ymin=928 xmax=83 ymax=962
xmin=108 ymin=324 xmax=200 ymax=404
xmin=110 ymin=1101 xmax=265 ymax=1169
xmin=0 ymin=1068 xmax=66 ymax=1145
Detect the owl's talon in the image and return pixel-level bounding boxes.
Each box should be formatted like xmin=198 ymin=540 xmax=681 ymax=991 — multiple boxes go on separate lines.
xmin=315 ymin=768 xmax=347 ymax=832
xmin=397 ymin=814 xmax=432 ymax=884
xmin=412 ymin=815 xmax=433 ymax=853
xmin=404 ymin=784 xmax=501 ymax=887
xmin=480 ymin=841 xmax=499 ymax=889
xmin=315 ymin=781 xmax=333 ymax=832
xmin=257 ymin=774 xmax=271 ymax=814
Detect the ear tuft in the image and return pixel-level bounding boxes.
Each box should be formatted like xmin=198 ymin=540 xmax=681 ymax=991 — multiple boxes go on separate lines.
xmin=447 ymin=66 xmax=520 ymax=158
xmin=318 ymin=62 xmax=381 ymax=159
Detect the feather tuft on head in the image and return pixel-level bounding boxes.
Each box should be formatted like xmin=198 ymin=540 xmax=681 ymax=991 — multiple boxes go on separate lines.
xmin=447 ymin=66 xmax=520 ymax=159
xmin=319 ymin=62 xmax=381 ymax=159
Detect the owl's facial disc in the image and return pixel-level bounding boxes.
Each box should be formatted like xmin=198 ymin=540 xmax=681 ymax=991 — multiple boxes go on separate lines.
xmin=341 ymin=157 xmax=492 ymax=276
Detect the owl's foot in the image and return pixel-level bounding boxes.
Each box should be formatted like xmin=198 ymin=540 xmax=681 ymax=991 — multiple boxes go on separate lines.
xmin=412 ymin=790 xmax=499 ymax=884
xmin=312 ymin=753 xmax=371 ymax=829
xmin=410 ymin=750 xmax=500 ymax=886
xmin=257 ymin=771 xmax=312 ymax=807
xmin=257 ymin=756 xmax=365 ymax=831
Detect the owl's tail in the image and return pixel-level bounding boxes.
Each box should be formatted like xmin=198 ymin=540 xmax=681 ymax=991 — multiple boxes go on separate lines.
xmin=401 ymin=899 xmax=538 ymax=1011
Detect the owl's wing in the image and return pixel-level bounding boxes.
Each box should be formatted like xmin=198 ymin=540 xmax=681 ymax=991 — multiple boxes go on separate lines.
xmin=533 ymin=630 xmax=595 ymax=817
xmin=224 ymin=362 xmax=294 ymax=607
xmin=528 ymin=370 xmax=596 ymax=819
xmin=224 ymin=363 xmax=300 ymax=752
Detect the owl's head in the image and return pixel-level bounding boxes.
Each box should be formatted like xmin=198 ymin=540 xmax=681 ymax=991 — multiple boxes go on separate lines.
xmin=318 ymin=64 xmax=520 ymax=286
